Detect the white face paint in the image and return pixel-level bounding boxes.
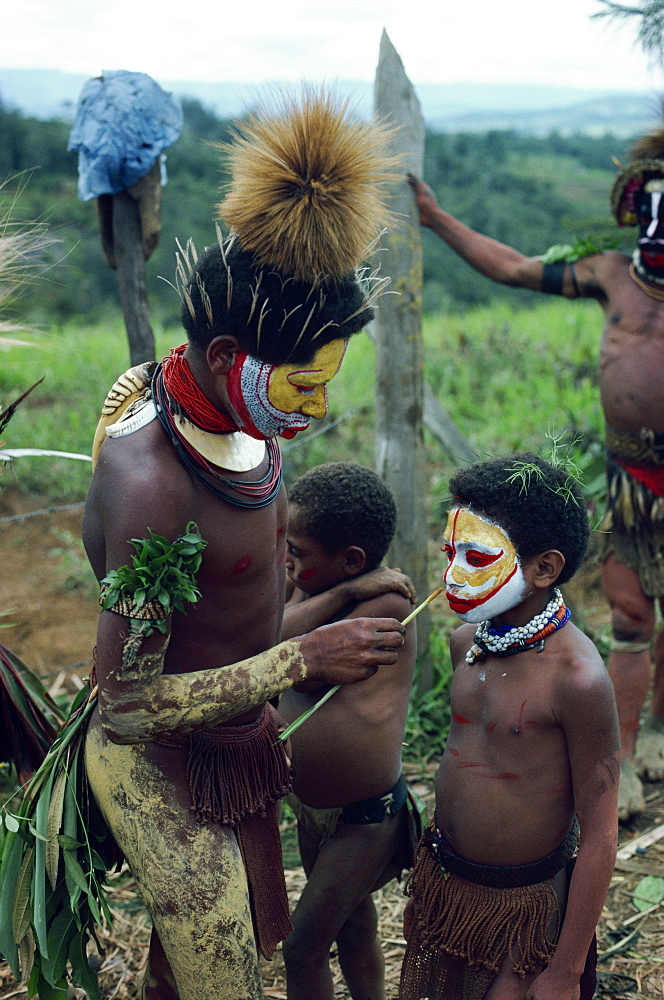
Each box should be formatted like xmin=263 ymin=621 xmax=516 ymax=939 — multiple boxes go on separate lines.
xmin=442 ymin=506 xmax=527 ymax=623
xmin=225 ymin=340 xmax=347 ymax=441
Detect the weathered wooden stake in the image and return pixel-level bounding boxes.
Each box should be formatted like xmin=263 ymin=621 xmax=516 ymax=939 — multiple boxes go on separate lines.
xmin=111 ymin=191 xmax=156 ymax=367
xmin=374 ymin=31 xmax=432 ymax=689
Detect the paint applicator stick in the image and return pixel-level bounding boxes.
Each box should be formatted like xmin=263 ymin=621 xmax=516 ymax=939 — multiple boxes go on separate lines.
xmin=279 ymin=586 xmax=445 ymax=742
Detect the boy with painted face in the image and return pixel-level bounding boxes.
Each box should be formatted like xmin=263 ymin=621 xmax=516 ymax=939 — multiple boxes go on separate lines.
xmin=83 ymin=91 xmax=405 ymax=1000
xmin=400 ymin=454 xmax=619 ymax=1000
xmin=409 ymin=122 xmax=664 ymax=821
xmin=277 ymin=462 xmax=418 ymax=1000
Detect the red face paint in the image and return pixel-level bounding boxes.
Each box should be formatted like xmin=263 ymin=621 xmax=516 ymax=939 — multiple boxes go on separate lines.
xmin=448 ymin=747 xmax=460 ymax=757
xmin=446 ymin=564 xmax=518 ymax=614
xmin=298 ymin=568 xmax=317 ymax=581
xmin=453 ymin=713 xmax=472 ymax=724
xmin=485 ymin=721 xmax=497 ymax=733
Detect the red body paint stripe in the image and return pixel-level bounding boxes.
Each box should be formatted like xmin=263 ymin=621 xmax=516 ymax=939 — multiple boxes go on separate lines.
xmin=231 ymin=553 xmax=252 ymax=576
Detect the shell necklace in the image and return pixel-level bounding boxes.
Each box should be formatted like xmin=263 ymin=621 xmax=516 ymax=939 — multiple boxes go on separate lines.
xmin=466 ymin=588 xmax=570 ymax=664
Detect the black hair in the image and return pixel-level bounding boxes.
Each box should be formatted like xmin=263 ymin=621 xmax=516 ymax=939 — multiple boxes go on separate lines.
xmin=181 ymin=242 xmax=373 ymax=365
xmin=289 ymin=462 xmax=397 ymax=571
xmin=447 ymin=453 xmax=589 ymax=585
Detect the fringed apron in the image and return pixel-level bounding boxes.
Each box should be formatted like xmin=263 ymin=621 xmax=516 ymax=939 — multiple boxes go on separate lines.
xmin=399 ymin=819 xmax=580 ymax=1000
xmin=600 ymin=425 xmax=664 ymax=597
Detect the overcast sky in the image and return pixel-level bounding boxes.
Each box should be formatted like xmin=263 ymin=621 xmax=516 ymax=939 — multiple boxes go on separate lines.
xmin=2 ymin=0 xmax=663 ymax=93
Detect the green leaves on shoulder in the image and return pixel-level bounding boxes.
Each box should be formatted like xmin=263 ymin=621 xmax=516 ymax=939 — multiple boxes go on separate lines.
xmin=100 ymin=522 xmax=207 ymax=620
xmin=538 ymin=234 xmax=619 ymax=264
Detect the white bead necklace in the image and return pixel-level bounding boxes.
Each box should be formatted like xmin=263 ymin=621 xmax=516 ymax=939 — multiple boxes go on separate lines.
xmin=466 ymin=589 xmax=570 ymax=664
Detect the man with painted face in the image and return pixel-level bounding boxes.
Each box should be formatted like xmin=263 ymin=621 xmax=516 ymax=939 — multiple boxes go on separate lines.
xmin=82 ymin=90 xmax=406 ymax=1000
xmin=400 ymin=454 xmax=619 ymax=1000
xmin=409 ymin=125 xmax=664 ymax=821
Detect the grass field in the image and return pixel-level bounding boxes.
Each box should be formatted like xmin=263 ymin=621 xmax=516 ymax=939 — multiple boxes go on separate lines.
xmin=0 ymin=295 xmax=608 ymax=760
xmin=0 ymin=295 xmax=605 ymax=502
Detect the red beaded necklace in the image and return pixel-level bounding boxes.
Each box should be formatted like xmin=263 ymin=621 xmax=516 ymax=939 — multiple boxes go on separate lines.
xmin=161 ymin=344 xmax=238 ymax=432
xmin=153 ymin=347 xmax=283 ymax=509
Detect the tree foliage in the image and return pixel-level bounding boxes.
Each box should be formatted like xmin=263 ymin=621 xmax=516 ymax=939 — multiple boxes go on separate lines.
xmin=0 ymin=97 xmax=635 ymax=324
xmin=594 ymin=1 xmax=664 ymax=68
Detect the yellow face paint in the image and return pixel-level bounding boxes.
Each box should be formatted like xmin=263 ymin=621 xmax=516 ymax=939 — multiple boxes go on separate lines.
xmin=267 ymin=338 xmax=347 ymax=418
xmin=442 ymin=506 xmax=525 ymax=623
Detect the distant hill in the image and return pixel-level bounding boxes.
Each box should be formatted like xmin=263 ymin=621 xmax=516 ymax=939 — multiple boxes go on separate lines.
xmin=0 ymin=67 xmax=656 ymax=136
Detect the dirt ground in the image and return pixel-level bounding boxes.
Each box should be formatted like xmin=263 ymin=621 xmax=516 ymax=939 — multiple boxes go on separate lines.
xmin=0 ymin=490 xmax=98 ymax=682
xmin=0 ymin=488 xmax=663 ymax=999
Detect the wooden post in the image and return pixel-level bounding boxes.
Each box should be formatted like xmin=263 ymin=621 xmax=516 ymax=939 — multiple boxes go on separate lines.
xmin=111 ymin=191 xmax=156 ymax=367
xmin=374 ymin=31 xmax=432 ymax=689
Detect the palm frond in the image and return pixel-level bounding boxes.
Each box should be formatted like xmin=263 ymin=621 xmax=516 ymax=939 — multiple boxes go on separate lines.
xmin=0 ymin=643 xmax=65 ymax=783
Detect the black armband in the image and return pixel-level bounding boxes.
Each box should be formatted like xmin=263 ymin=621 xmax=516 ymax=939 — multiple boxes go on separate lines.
xmin=569 ymin=262 xmax=580 ymax=297
xmin=540 ymin=262 xmax=566 ymax=296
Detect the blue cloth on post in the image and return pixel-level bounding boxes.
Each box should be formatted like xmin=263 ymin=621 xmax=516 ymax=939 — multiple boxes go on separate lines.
xmin=67 ymin=70 xmax=183 ymax=201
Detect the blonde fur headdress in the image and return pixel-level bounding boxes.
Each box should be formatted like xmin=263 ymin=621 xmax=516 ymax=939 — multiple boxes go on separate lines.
xmin=219 ymin=86 xmax=398 ymax=282
xmin=179 ymin=86 xmax=400 ymax=364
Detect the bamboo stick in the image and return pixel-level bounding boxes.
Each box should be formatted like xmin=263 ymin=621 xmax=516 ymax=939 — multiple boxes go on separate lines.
xmin=279 ymin=587 xmax=445 ymax=742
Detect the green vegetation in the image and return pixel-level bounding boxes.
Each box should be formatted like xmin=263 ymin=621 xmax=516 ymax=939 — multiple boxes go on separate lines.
xmin=0 ymin=101 xmax=618 ymax=766
xmin=0 ymin=99 xmax=635 ymax=324
xmin=0 ymin=294 xmax=606 ymax=763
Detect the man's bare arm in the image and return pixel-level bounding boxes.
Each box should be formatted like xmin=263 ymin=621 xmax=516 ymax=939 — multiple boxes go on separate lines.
xmin=408 ymin=173 xmax=618 ymax=303
xmin=281 ymin=566 xmax=416 ymax=639
xmin=408 ymin=173 xmax=544 ymax=289
xmin=95 ymin=610 xmax=407 ymax=744
xmin=527 ymin=652 xmax=619 ymax=1000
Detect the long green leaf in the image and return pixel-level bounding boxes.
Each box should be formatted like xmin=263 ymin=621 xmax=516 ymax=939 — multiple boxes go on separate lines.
xmin=18 ymin=926 xmax=35 ymax=985
xmin=62 ymin=850 xmax=89 ymax=894
xmin=68 ymin=931 xmax=101 ymax=1000
xmin=62 ymin=752 xmax=79 ymax=902
xmin=0 ymin=831 xmax=24 ymax=976
xmin=41 ymin=906 xmax=76 ymax=985
xmin=46 ymin=766 xmax=68 ymax=889
xmin=11 ymin=843 xmax=34 ymax=944
xmin=32 ymin=768 xmax=55 ymax=958
xmin=33 ymin=969 xmax=69 ymax=1000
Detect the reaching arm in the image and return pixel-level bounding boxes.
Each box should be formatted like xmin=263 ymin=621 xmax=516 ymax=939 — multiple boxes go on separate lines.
xmin=87 ymin=453 xmax=407 ymax=744
xmin=409 ymin=172 xmax=616 ymax=302
xmin=526 ymin=650 xmax=619 ymax=1000
xmin=408 ymin=173 xmax=544 ymax=289
xmin=95 ymin=608 xmax=407 ymax=744
xmin=281 ymin=566 xmax=416 ymax=639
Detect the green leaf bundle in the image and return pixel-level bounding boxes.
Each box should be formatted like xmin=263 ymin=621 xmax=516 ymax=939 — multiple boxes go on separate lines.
xmin=101 ymin=523 xmax=206 ymax=624
xmin=538 ymin=234 xmax=618 ymax=264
